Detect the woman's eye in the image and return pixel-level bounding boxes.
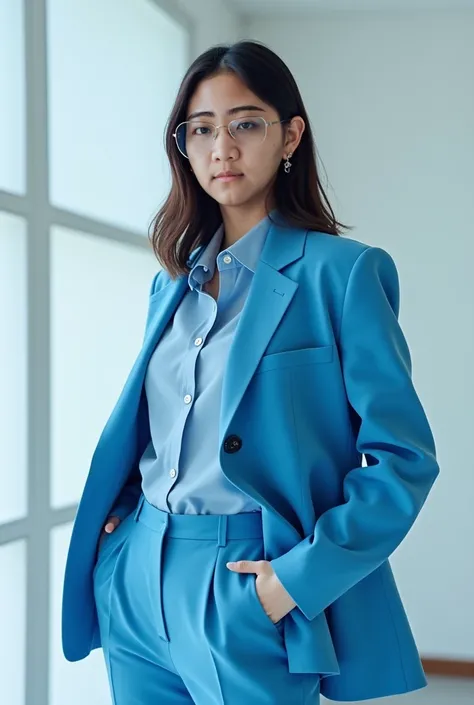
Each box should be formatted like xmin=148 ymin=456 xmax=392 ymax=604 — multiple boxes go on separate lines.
xmin=194 ymin=127 xmax=211 ymax=136
xmin=236 ymin=121 xmax=256 ymax=131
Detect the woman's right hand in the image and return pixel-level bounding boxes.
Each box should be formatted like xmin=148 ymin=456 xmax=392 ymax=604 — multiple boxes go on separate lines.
xmin=98 ymin=515 xmax=121 ymax=549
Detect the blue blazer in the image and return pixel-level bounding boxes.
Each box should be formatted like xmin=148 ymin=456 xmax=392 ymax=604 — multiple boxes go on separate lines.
xmin=62 ymin=220 xmax=439 ymax=702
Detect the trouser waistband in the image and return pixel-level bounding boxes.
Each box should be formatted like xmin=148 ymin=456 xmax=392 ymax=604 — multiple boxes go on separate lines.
xmin=134 ymin=494 xmax=263 ymax=546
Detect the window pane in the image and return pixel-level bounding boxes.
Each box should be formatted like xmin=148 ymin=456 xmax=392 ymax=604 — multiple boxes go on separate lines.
xmin=50 ymin=523 xmax=111 ymax=705
xmin=0 ymin=541 xmax=26 ymax=705
xmin=0 ymin=213 xmax=27 ymax=523
xmin=0 ymin=0 xmax=25 ymax=194
xmin=50 ymin=226 xmax=159 ymax=508
xmin=46 ymin=0 xmax=188 ymax=233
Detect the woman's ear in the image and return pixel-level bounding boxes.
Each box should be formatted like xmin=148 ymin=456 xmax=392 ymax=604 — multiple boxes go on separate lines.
xmin=283 ymin=116 xmax=305 ymax=158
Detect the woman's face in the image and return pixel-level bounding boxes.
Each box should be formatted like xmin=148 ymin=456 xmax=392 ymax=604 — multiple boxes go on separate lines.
xmin=184 ymin=72 xmax=297 ymax=210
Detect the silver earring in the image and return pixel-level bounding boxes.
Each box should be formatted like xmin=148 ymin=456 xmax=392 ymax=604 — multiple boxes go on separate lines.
xmin=283 ymin=152 xmax=293 ymax=174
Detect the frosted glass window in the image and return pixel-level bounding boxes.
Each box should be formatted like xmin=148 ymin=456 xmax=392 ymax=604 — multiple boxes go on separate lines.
xmin=50 ymin=226 xmax=159 ymax=508
xmin=0 ymin=0 xmax=25 ymax=194
xmin=47 ymin=0 xmax=188 ymax=234
xmin=50 ymin=523 xmax=111 ymax=705
xmin=0 ymin=214 xmax=27 ymax=523
xmin=0 ymin=541 xmax=26 ymax=705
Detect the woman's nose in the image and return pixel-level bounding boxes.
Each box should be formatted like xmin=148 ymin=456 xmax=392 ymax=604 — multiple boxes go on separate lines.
xmin=211 ymin=126 xmax=239 ymax=160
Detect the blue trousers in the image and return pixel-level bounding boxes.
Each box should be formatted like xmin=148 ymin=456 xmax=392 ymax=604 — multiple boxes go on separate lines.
xmin=93 ymin=494 xmax=321 ymax=704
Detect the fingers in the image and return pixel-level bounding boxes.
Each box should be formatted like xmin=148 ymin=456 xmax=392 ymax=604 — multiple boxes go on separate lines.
xmin=104 ymin=516 xmax=121 ymax=533
xmin=98 ymin=515 xmax=121 ymax=550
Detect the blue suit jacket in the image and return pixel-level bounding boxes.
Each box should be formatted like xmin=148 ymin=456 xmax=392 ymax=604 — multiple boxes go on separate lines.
xmin=62 ymin=220 xmax=439 ymax=701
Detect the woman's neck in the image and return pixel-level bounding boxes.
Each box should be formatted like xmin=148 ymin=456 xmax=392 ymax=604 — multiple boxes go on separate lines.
xmin=219 ymin=202 xmax=274 ymax=251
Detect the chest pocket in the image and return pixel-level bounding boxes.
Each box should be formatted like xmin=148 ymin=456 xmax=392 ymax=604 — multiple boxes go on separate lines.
xmin=255 ymin=344 xmax=335 ymax=375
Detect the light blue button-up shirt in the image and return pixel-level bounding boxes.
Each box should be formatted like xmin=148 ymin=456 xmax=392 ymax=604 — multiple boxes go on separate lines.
xmin=138 ymin=213 xmax=274 ymax=514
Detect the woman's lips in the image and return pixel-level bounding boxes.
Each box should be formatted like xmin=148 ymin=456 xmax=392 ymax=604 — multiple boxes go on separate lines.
xmin=214 ymin=174 xmax=244 ymax=182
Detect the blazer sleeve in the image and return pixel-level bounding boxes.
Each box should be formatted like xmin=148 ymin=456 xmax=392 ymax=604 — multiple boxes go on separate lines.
xmin=269 ymin=245 xmax=440 ymax=621
xmin=107 ymin=268 xmax=163 ymax=520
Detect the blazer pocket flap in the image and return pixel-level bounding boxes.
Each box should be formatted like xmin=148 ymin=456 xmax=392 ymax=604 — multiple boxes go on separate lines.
xmin=255 ymin=344 xmax=335 ymax=375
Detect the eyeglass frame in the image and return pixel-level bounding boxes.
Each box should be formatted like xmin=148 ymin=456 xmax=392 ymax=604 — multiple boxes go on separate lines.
xmin=172 ymin=116 xmax=291 ymax=160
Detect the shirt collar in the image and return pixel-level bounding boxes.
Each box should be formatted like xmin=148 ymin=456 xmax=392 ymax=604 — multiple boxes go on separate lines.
xmin=188 ymin=211 xmax=275 ymax=291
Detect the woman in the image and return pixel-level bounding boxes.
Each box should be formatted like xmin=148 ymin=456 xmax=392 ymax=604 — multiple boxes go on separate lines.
xmin=62 ymin=41 xmax=439 ymax=705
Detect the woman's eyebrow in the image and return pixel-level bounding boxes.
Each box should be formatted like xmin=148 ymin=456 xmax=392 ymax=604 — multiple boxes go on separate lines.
xmin=186 ymin=105 xmax=266 ymax=120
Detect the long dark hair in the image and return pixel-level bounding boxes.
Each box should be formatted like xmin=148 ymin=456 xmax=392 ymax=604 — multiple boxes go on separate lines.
xmin=149 ymin=40 xmax=352 ymax=279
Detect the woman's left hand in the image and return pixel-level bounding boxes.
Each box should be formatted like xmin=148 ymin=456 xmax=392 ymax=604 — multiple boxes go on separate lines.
xmin=226 ymin=559 xmax=297 ymax=623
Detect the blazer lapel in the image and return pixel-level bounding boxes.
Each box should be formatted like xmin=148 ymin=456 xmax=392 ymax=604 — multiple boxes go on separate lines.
xmin=219 ymin=222 xmax=306 ymax=446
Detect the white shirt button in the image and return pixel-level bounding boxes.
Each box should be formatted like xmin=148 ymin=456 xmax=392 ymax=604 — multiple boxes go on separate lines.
xmin=223 ymin=254 xmax=232 ymax=264
xmin=184 ymin=394 xmax=192 ymax=404
xmin=194 ymin=337 xmax=203 ymax=346
xmin=169 ymin=468 xmax=176 ymax=478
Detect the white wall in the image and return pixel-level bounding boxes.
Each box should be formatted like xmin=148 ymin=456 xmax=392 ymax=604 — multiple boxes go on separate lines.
xmin=178 ymin=0 xmax=243 ymax=54
xmin=245 ymin=10 xmax=474 ymax=661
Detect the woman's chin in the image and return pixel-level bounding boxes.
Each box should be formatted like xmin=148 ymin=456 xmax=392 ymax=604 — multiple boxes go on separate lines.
xmin=211 ymin=187 xmax=257 ymax=209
